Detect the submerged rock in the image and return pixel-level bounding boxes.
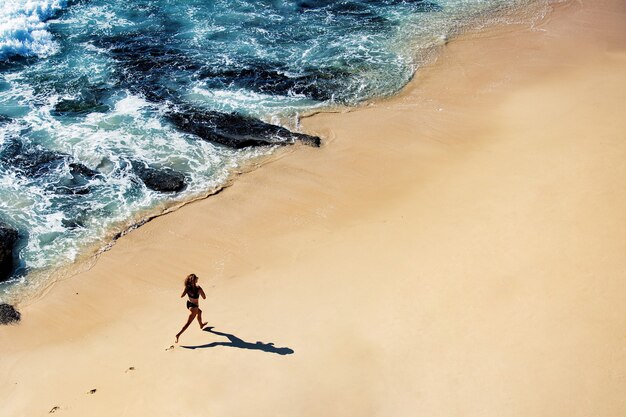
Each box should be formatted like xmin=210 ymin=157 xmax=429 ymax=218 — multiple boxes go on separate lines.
xmin=198 ymin=65 xmax=344 ymax=102
xmin=0 ymin=140 xmax=100 ymax=195
xmin=0 ymin=141 xmax=65 ymax=177
xmin=0 ymin=222 xmax=18 ymax=282
xmin=98 ymin=35 xmax=322 ymax=148
xmin=51 ymin=82 xmax=111 ymax=116
xmin=297 ymin=0 xmax=441 ymax=13
xmin=69 ymin=163 xmax=99 ymax=178
xmin=97 ymin=34 xmax=198 ymax=104
xmin=104 ymin=34 xmax=200 ymax=75
xmin=167 ymin=108 xmax=321 ymax=149
xmin=132 ymin=162 xmax=186 ymax=193
xmin=61 ymin=218 xmax=84 ymax=229
xmin=52 ymin=185 xmax=91 ymax=196
xmin=401 ymin=0 xmax=442 ymax=12
xmin=31 ymin=74 xmax=110 ymax=116
xmin=53 ymin=99 xmax=109 ymax=116
xmin=0 ymin=303 xmax=21 ymax=325
xmin=101 ymin=32 xmax=337 ymax=102
xmin=53 ymin=162 xmax=100 ymax=195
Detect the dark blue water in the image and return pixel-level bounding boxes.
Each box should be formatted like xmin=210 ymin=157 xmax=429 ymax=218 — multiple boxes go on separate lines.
xmin=0 ymin=0 xmax=553 ymax=300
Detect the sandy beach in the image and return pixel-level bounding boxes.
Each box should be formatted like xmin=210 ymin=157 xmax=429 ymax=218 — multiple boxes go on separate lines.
xmin=2 ymin=0 xmax=626 ymax=416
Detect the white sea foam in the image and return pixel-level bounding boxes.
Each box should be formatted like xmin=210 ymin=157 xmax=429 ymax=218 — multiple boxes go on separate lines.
xmin=0 ymin=0 xmax=67 ymax=59
xmin=0 ymin=89 xmax=271 ymax=281
xmin=0 ymin=0 xmax=559 ymax=304
xmin=187 ymin=86 xmax=323 ymax=119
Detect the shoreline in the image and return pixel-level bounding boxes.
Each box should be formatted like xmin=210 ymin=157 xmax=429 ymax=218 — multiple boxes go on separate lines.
xmin=2 ymin=0 xmax=626 ymax=416
xmin=1 ymin=145 xmax=289 ymax=308
xmin=0 ymin=0 xmax=558 ymax=307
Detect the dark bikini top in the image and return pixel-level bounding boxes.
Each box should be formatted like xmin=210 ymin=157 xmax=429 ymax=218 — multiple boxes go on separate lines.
xmin=187 ymin=286 xmax=200 ymax=299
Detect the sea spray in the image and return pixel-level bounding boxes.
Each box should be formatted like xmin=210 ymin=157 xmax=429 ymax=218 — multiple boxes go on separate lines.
xmin=0 ymin=0 xmax=68 ymax=59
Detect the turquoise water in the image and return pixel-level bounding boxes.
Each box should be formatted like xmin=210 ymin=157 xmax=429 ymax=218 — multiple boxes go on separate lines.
xmin=0 ymin=0 xmax=553 ymax=300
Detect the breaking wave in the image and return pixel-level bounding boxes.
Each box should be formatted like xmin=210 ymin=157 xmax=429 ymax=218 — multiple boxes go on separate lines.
xmin=0 ymin=0 xmax=68 ymax=59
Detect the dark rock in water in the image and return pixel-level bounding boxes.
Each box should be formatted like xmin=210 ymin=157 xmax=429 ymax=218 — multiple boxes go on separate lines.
xmin=0 ymin=303 xmax=20 ymax=325
xmin=198 ymin=65 xmax=345 ymax=102
xmin=0 ymin=114 xmax=11 ymax=125
xmin=0 ymin=222 xmax=18 ymax=282
xmin=132 ymin=162 xmax=186 ymax=193
xmin=103 ymin=33 xmax=199 ymax=72
xmin=167 ymin=107 xmax=321 ymax=149
xmin=0 ymin=140 xmax=100 ymax=195
xmin=101 ymin=31 xmax=340 ymax=103
xmin=52 ymin=85 xmax=110 ymax=116
xmin=31 ymin=74 xmax=111 ymax=109
xmin=61 ymin=217 xmax=85 ymax=229
xmin=401 ymin=0 xmax=442 ymax=12
xmin=96 ymin=33 xmax=198 ymax=103
xmin=97 ymin=34 xmax=321 ymax=148
xmin=53 ymin=186 xmax=91 ymax=196
xmin=329 ymin=1 xmax=375 ymax=15
xmin=53 ymin=163 xmax=100 ymax=195
xmin=61 ymin=210 xmax=90 ymax=230
xmin=0 ymin=140 xmax=66 ymax=177
xmin=0 ymin=55 xmax=37 ymax=72
xmin=297 ymin=0 xmax=441 ymax=13
xmin=69 ymin=163 xmax=99 ymax=179
xmin=296 ymin=0 xmax=331 ymax=11
xmin=53 ymin=99 xmax=109 ymax=116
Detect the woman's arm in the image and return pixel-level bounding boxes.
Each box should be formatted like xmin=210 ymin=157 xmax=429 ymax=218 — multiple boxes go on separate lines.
xmin=180 ymin=288 xmax=187 ymax=298
xmin=199 ymin=287 xmax=207 ymax=299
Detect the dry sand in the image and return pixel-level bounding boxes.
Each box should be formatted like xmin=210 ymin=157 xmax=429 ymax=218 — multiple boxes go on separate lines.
xmin=1 ymin=0 xmax=626 ymax=416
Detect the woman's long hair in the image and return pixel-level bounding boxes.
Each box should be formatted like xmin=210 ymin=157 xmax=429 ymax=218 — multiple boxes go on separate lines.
xmin=184 ymin=273 xmax=198 ymax=290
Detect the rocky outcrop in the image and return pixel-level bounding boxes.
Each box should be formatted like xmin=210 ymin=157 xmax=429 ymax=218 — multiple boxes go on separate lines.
xmin=0 ymin=303 xmax=21 ymax=325
xmin=167 ymin=107 xmax=321 ymax=149
xmin=53 ymin=98 xmax=109 ymax=116
xmin=51 ymin=82 xmax=110 ymax=116
xmin=0 ymin=140 xmax=66 ymax=177
xmin=95 ymin=33 xmax=199 ymax=105
xmin=197 ymin=65 xmax=345 ymax=102
xmin=69 ymin=163 xmax=99 ymax=178
xmin=0 ymin=222 xmax=18 ymax=282
xmin=0 ymin=140 xmax=100 ymax=195
xmin=132 ymin=162 xmax=186 ymax=193
xmin=297 ymin=0 xmax=441 ymax=13
xmin=98 ymin=35 xmax=322 ymax=149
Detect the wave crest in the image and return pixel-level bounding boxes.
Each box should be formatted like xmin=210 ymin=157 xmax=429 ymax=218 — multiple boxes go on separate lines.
xmin=0 ymin=0 xmax=67 ymax=59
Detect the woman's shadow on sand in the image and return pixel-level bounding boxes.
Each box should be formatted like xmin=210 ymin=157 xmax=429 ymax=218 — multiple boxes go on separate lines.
xmin=181 ymin=327 xmax=294 ymax=355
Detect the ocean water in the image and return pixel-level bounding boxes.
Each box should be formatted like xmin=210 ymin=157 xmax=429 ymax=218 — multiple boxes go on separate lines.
xmin=0 ymin=0 xmax=554 ymax=301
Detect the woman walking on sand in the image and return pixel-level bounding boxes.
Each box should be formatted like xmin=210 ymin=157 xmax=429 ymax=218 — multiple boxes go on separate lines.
xmin=175 ymin=273 xmax=208 ymax=343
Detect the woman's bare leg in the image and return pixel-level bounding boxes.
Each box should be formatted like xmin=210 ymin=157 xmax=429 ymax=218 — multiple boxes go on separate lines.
xmin=176 ymin=309 xmax=197 ymax=343
xmin=197 ymin=308 xmax=208 ymax=328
